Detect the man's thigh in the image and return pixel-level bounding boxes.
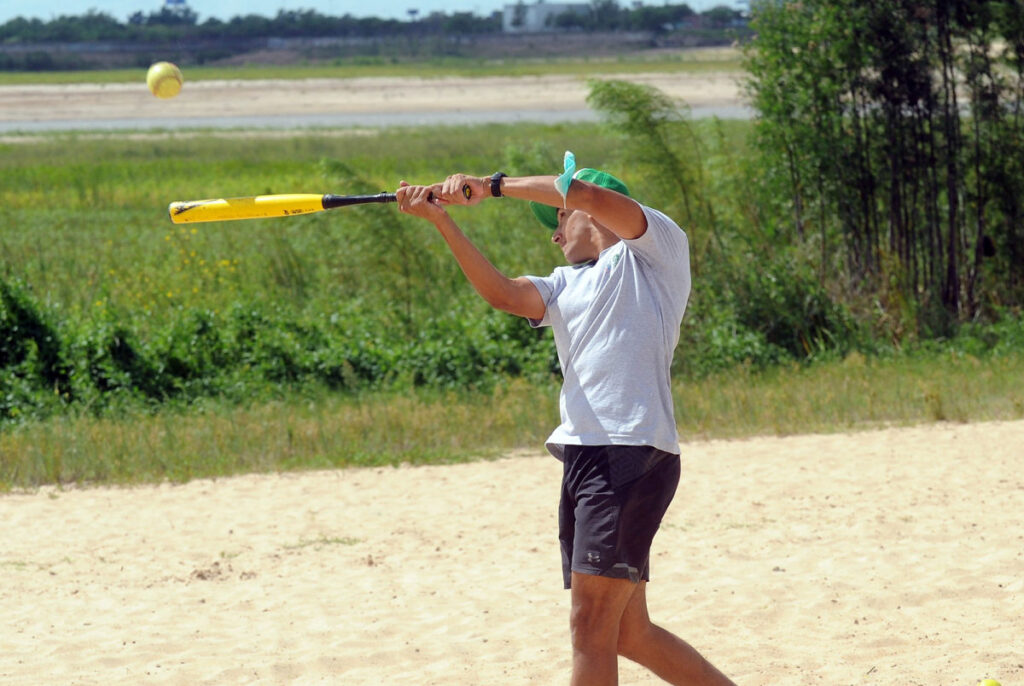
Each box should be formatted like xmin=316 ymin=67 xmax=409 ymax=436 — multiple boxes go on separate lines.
xmin=559 ymin=445 xmax=680 ymax=589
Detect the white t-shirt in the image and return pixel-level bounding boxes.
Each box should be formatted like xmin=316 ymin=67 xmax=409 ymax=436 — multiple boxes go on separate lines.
xmin=525 ymin=205 xmax=691 ymax=460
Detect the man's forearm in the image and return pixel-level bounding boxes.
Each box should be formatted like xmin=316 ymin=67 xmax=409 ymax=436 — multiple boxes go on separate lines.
xmin=484 ymin=172 xmax=646 ymax=240
xmin=430 ymin=213 xmax=541 ymax=318
xmin=485 ymin=175 xmax=560 ymax=206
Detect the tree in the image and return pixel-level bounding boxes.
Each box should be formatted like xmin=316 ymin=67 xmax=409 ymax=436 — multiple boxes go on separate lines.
xmin=629 ymin=4 xmax=695 ymax=33
xmin=143 ymin=6 xmax=198 ymax=26
xmin=589 ymin=0 xmax=624 ymax=30
xmin=701 ymin=4 xmax=740 ymax=28
xmin=744 ymin=0 xmax=1024 ymax=334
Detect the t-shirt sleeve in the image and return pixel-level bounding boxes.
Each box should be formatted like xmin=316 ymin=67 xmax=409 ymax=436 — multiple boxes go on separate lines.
xmin=623 ymin=206 xmax=691 ymax=315
xmin=625 ymin=206 xmax=689 ymax=273
xmin=524 ymin=270 xmax=563 ymax=328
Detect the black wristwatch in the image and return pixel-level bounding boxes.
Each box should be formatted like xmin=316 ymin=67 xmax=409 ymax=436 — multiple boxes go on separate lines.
xmin=490 ymin=171 xmax=508 ymax=198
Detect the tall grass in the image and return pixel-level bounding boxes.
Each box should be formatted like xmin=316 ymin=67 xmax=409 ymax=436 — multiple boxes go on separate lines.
xmin=3 ymin=350 xmax=1022 ymax=489
xmin=677 ymin=350 xmax=1024 ymax=440
xmin=1 ymin=122 xmax=751 ymax=321
xmin=2 ymin=115 xmax=1022 ymax=489
xmin=0 ymin=379 xmax=559 ymax=487
xmin=0 ymin=124 xmax=618 ymax=324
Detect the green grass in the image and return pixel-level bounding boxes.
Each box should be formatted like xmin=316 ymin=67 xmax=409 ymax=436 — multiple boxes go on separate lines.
xmin=1 ymin=97 xmax=1020 ymax=490
xmin=0 ymin=47 xmax=742 ymax=85
xmin=0 ymin=124 xmax=581 ymax=324
xmin=676 ymin=350 xmax=1024 ymax=440
xmin=2 ymin=350 xmax=1021 ymax=490
xmin=1 ymin=121 xmax=752 ymax=326
xmin=0 ymin=379 xmax=559 ymax=487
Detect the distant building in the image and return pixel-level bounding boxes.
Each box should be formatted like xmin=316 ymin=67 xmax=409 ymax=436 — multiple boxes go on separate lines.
xmin=164 ymin=0 xmax=191 ymax=15
xmin=502 ymin=2 xmax=589 ymax=33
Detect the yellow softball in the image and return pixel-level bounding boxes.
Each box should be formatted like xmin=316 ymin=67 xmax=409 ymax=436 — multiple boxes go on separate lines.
xmin=146 ymin=61 xmax=183 ymax=99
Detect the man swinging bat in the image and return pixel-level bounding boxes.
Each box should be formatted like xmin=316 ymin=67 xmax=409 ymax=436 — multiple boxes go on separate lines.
xmin=395 ymin=154 xmax=737 ymax=686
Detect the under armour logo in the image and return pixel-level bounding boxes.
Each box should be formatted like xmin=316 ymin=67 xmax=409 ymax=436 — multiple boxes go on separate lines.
xmin=586 ymin=552 xmax=601 ymax=564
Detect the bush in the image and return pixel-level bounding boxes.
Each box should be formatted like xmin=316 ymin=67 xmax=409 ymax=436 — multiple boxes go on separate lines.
xmin=0 ymin=275 xmax=560 ymax=426
xmin=0 ymin=279 xmax=73 ymax=420
xmin=731 ymin=260 xmax=858 ymax=360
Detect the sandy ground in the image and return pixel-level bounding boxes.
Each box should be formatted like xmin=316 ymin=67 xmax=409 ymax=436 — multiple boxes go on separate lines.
xmin=2 ymin=420 xmax=1022 ymax=685
xmin=0 ymin=72 xmax=746 ymax=132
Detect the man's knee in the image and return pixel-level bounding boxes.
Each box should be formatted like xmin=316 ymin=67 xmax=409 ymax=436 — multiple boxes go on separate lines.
xmin=569 ymin=572 xmax=640 ymax=654
xmin=569 ymin=599 xmax=618 ymax=653
xmin=616 ymin=613 xmax=654 ymax=661
xmin=569 ymin=586 xmax=628 ymax=652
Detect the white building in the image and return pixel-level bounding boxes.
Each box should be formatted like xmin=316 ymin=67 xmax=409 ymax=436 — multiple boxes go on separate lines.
xmin=502 ymin=2 xmax=590 ymax=33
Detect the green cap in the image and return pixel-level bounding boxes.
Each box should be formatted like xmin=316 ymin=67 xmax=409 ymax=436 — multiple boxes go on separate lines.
xmin=529 ymin=168 xmax=631 ymax=230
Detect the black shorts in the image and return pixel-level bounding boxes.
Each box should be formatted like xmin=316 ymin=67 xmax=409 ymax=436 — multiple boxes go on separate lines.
xmin=558 ymin=445 xmax=681 ymax=589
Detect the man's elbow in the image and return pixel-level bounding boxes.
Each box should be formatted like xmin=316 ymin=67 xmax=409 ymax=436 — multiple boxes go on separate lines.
xmin=482 ymin=290 xmax=520 ymax=315
xmin=482 ymin=289 xmax=540 ymax=319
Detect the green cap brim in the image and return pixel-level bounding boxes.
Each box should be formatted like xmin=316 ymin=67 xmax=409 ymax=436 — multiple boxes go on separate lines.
xmin=530 ymin=201 xmax=559 ymax=230
xmin=529 ymin=167 xmax=630 ymax=230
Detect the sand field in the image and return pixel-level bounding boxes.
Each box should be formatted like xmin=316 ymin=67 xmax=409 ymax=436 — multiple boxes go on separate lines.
xmin=2 ymin=421 xmax=1022 ymax=685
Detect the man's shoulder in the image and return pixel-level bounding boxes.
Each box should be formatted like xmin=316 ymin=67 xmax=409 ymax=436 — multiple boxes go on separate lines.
xmin=635 ymin=205 xmax=686 ymax=241
xmin=624 ymin=205 xmax=689 ymax=263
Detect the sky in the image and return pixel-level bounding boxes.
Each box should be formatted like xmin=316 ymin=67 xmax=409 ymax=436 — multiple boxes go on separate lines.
xmin=1 ymin=0 xmax=738 ymax=25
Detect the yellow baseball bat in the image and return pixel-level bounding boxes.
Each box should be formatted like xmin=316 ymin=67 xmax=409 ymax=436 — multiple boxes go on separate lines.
xmin=168 ymin=192 xmax=396 ymax=224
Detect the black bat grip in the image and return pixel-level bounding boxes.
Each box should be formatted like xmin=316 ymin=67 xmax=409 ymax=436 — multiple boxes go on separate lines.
xmin=321 ymin=192 xmax=396 ymax=209
xmin=323 ymin=185 xmax=470 ymax=209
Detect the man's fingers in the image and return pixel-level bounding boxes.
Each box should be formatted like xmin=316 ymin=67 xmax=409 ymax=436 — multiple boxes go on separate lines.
xmin=400 ymin=177 xmax=481 ymax=208
xmin=396 ymin=183 xmax=449 ymax=218
xmin=452 ymin=177 xmax=471 ymax=199
xmin=440 ymin=174 xmax=481 ymax=204
xmin=401 ymin=184 xmax=434 ymax=203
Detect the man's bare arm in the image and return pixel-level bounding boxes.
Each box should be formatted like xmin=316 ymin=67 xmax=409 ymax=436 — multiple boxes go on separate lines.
xmin=442 ymin=174 xmax=647 ymax=240
xmin=395 ymin=182 xmax=546 ymax=320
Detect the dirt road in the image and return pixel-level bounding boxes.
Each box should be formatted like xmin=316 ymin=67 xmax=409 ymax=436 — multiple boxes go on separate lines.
xmin=0 ymin=72 xmax=747 ymax=132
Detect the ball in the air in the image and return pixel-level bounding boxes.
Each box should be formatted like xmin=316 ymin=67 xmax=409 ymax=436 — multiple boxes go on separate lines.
xmin=977 ymin=680 xmax=1001 ymax=686
xmin=146 ymin=61 xmax=183 ymax=99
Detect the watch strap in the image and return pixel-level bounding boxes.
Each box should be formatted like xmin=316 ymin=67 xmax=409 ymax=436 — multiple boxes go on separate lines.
xmin=490 ymin=172 xmax=508 ymax=198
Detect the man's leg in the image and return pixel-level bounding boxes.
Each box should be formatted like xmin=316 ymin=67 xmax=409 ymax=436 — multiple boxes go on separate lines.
xmin=616 ymin=580 xmax=737 ymax=686
xmin=569 ymin=571 xmax=636 ymax=686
